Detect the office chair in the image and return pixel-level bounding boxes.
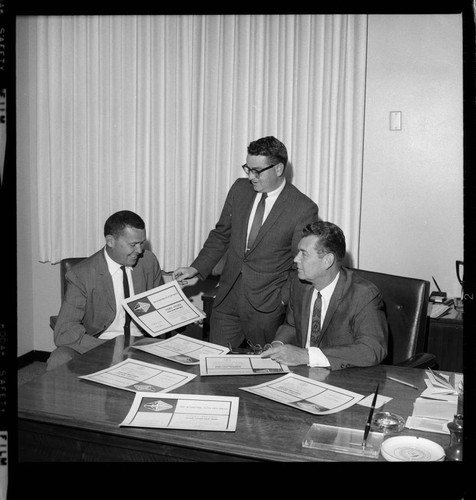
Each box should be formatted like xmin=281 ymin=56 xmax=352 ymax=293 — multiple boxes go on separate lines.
xmin=201 ymin=268 xmax=436 ymax=368
xmin=351 ymin=268 xmax=435 ymax=368
xmin=49 ymin=257 xmax=86 ymax=330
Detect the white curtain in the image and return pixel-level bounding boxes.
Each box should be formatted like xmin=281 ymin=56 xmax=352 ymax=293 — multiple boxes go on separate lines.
xmin=23 ymin=14 xmax=368 ymax=270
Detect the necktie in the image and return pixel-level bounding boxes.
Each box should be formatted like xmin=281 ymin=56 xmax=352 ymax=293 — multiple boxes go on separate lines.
xmin=310 ymin=291 xmax=322 ymax=346
xmin=121 ymin=265 xmax=131 ymax=341
xmin=246 ymin=193 xmax=268 ymax=251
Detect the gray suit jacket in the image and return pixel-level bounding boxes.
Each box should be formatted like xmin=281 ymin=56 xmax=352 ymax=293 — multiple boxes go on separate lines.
xmin=192 ymin=178 xmax=319 ymax=312
xmin=54 ymin=248 xmax=164 ymax=353
xmin=274 ymin=267 xmax=388 ymax=370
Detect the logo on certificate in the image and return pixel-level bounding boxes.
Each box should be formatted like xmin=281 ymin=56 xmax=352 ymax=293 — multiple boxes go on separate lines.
xmin=134 ymin=301 xmax=151 ymax=313
xmin=144 ymin=400 xmax=173 ymax=412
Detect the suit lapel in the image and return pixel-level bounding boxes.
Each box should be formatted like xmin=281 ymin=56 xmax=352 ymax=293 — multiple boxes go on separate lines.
xmin=301 ymin=285 xmax=314 ymax=348
xmin=239 ymin=184 xmax=259 ymax=253
xmin=321 ymin=270 xmax=347 ymax=335
xmin=96 ymin=251 xmax=116 ymax=314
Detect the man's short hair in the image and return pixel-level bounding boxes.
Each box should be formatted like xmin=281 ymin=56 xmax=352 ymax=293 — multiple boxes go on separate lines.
xmin=104 ymin=210 xmax=145 ymax=237
xmin=247 ymin=136 xmax=288 ymax=168
xmin=302 ymin=221 xmax=346 ymax=261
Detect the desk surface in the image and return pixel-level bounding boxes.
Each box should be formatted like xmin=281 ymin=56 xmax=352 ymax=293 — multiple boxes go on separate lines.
xmin=18 ymin=336 xmax=455 ymax=462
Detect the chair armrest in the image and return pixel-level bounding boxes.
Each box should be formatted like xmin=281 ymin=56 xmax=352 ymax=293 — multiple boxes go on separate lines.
xmin=393 ymin=352 xmax=437 ymax=369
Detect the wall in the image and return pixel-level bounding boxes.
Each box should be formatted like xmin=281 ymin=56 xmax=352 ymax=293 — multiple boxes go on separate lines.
xmin=360 ymin=14 xmax=463 ymax=298
xmin=16 ymin=14 xmax=464 ymax=356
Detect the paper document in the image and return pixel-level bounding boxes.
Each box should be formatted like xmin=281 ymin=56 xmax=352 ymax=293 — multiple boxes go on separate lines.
xmin=426 ymin=368 xmax=457 ymax=393
xmin=78 ymin=358 xmax=196 ymax=392
xmin=412 ymin=397 xmax=456 ymax=421
xmin=200 ymin=354 xmax=290 ymax=376
xmin=358 ymin=393 xmax=391 ymax=408
xmin=428 ymin=303 xmax=452 ymax=319
xmin=420 ymin=370 xmax=462 ymax=401
xmin=405 ymin=416 xmax=450 ymax=435
xmin=120 ymin=392 xmax=239 ymax=431
xmin=132 ymin=334 xmax=229 ymax=365
xmin=122 ymin=280 xmax=206 ymax=337
xmin=404 ymin=370 xmax=461 ymax=435
xmin=240 ymin=372 xmax=363 ymax=415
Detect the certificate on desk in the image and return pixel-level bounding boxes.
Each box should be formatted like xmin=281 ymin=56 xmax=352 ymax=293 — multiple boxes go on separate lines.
xmin=241 ymin=373 xmax=363 ymax=415
xmin=120 ymin=393 xmax=239 ymax=431
xmin=78 ymin=358 xmax=196 ymax=393
xmin=200 ymin=354 xmax=289 ymax=376
xmin=132 ymin=334 xmax=229 ymax=365
xmin=122 ymin=280 xmax=206 ymax=337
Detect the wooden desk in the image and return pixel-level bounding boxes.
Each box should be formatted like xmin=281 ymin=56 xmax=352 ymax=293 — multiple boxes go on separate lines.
xmin=18 ymin=336 xmax=455 ymax=462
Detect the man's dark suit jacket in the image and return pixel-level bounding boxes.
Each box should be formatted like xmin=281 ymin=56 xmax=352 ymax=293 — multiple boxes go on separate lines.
xmin=191 ymin=178 xmax=319 ymax=312
xmin=54 ymin=248 xmax=163 ymax=354
xmin=274 ymin=267 xmax=388 ymax=370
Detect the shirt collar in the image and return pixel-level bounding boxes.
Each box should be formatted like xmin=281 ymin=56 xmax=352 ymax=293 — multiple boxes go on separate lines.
xmin=265 ymin=178 xmax=286 ymax=200
xmin=104 ymin=247 xmax=128 ymax=275
xmin=315 ymin=271 xmax=340 ymax=302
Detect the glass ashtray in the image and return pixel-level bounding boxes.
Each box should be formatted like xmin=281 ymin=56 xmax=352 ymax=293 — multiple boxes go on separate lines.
xmin=372 ymin=412 xmax=405 ymax=434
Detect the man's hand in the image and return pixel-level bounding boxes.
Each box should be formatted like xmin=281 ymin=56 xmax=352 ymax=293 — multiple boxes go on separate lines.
xmin=261 ymin=343 xmax=309 ymax=366
xmin=172 ymin=266 xmax=199 ymax=286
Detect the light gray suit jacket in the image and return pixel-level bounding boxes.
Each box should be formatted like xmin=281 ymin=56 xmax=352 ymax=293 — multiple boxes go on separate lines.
xmin=274 ymin=267 xmax=388 ymax=370
xmin=192 ymin=178 xmax=319 ymax=312
xmin=54 ymin=248 xmax=163 ymax=353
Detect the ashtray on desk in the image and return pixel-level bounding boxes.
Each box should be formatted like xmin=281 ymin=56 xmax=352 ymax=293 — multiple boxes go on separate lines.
xmin=372 ymin=412 xmax=405 ymax=434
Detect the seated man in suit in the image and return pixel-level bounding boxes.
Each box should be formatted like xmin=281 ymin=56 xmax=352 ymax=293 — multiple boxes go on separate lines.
xmin=261 ymin=221 xmax=388 ymax=370
xmin=47 ymin=210 xmax=164 ymax=371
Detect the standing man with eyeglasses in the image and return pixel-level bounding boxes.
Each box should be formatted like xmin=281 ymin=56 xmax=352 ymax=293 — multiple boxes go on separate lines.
xmin=173 ymin=136 xmax=318 ymax=349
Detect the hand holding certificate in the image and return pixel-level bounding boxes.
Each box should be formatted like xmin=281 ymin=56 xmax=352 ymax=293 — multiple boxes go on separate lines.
xmin=122 ymin=280 xmax=206 ymax=337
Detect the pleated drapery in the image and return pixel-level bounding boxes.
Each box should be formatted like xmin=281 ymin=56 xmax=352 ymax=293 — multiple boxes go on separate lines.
xmin=23 ymin=14 xmax=368 ymax=269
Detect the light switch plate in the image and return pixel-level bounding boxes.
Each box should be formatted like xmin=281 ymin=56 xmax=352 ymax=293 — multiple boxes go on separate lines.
xmin=390 ymin=111 xmax=402 ymax=131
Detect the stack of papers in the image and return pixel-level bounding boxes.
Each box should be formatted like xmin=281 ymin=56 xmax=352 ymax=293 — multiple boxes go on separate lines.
xmin=405 ymin=368 xmax=463 ymax=435
xmin=428 ymin=302 xmax=452 ymax=319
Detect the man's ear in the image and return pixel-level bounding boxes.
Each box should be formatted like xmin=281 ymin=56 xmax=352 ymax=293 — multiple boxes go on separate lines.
xmin=324 ymin=252 xmax=335 ymax=269
xmin=276 ymin=162 xmax=286 ymax=177
xmin=105 ymin=235 xmax=115 ymax=248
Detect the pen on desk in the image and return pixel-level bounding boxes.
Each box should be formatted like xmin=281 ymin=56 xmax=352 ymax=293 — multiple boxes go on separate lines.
xmin=362 ymin=383 xmax=379 ymax=451
xmin=432 ymin=276 xmax=442 ymax=292
xmin=386 ymin=376 xmax=419 ymax=390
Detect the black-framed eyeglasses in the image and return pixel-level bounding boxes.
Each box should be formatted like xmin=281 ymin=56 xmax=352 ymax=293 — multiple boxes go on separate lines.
xmin=242 ymin=162 xmax=280 ymax=177
xmin=246 ymin=339 xmax=274 ymax=355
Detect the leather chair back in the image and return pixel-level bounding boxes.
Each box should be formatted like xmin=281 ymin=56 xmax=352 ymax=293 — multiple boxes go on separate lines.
xmin=49 ymin=257 xmax=86 ymax=330
xmin=352 ymin=268 xmax=430 ymax=365
xmin=60 ymin=257 xmax=87 ymax=300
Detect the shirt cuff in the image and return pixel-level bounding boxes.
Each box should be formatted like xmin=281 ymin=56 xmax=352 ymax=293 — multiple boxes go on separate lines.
xmin=307 ymin=346 xmax=331 ymax=368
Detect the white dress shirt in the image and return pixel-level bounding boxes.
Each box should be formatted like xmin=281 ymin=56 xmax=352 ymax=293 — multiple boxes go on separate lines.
xmin=306 ymin=272 xmax=340 ymax=367
xmin=99 ymin=248 xmax=142 ymax=339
